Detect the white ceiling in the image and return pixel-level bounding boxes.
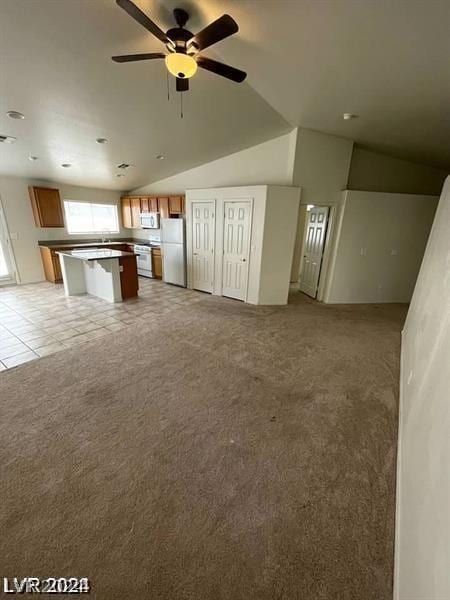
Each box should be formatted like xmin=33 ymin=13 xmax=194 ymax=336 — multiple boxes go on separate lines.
xmin=0 ymin=0 xmax=289 ymax=190
xmin=178 ymin=0 xmax=450 ymax=170
xmin=0 ymin=0 xmax=449 ymax=191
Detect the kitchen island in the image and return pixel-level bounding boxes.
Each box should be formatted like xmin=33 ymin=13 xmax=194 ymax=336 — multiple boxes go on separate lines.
xmin=57 ymin=249 xmax=139 ymax=302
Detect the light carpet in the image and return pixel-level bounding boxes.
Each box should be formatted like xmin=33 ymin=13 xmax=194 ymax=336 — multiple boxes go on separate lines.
xmin=0 ymin=292 xmax=407 ymax=599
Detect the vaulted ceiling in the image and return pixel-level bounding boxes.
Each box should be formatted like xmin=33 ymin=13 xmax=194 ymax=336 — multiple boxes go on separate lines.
xmin=0 ymin=0 xmax=449 ymax=191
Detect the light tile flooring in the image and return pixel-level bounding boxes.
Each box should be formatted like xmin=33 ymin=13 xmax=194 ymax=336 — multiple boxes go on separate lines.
xmin=0 ymin=278 xmax=205 ymax=371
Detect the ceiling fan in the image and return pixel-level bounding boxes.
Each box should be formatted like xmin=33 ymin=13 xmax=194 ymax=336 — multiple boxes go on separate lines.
xmin=112 ymin=0 xmax=247 ymax=92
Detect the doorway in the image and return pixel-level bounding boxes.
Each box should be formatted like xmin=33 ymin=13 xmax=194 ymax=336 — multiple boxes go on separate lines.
xmin=191 ymin=201 xmax=215 ymax=293
xmin=222 ymin=200 xmax=252 ymax=301
xmin=299 ymin=205 xmax=329 ymax=298
xmin=0 ymin=198 xmax=16 ymax=286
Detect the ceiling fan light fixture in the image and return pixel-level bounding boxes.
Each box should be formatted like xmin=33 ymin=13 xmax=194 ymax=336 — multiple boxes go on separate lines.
xmin=165 ymin=53 xmax=197 ymax=79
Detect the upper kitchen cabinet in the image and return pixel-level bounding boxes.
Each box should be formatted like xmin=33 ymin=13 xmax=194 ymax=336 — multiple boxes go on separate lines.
xmin=158 ymin=197 xmax=170 ymax=219
xmin=140 ymin=197 xmax=150 ymax=213
xmin=169 ymin=195 xmax=184 ymax=215
xmin=149 ymin=197 xmax=158 ymax=212
xmin=29 ymin=186 xmax=64 ymax=228
xmin=121 ymin=196 xmax=141 ymax=229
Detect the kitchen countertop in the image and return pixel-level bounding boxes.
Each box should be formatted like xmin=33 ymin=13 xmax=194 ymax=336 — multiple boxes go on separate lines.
xmin=56 ymin=249 xmax=137 ymax=261
xmin=38 ymin=239 xmax=155 ymax=249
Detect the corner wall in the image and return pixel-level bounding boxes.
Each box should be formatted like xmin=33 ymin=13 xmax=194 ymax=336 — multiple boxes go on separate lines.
xmin=394 ymin=176 xmax=450 ymax=600
xmin=348 ymin=147 xmax=447 ymax=196
xmin=0 ymin=176 xmax=127 ymax=284
xmin=290 ymin=128 xmax=354 ymax=281
xmin=325 ymin=190 xmax=438 ymax=303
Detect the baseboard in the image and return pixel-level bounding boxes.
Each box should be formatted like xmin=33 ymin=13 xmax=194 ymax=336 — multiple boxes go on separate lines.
xmin=393 ymin=329 xmax=405 ymax=600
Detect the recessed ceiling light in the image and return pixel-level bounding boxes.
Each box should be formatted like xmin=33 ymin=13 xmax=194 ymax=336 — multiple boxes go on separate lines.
xmin=156 ymin=154 xmax=165 ymax=160
xmin=28 ymin=155 xmax=38 ymax=162
xmin=0 ymin=135 xmax=17 ymax=144
xmin=7 ymin=110 xmax=25 ymax=120
xmin=343 ymin=113 xmax=358 ymax=120
xmin=61 ymin=163 xmax=72 ymax=168
xmin=96 ymin=138 xmax=108 ymax=144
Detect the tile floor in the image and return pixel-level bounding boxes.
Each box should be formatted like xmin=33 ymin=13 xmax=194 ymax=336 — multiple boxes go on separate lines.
xmin=0 ymin=278 xmax=205 ymax=371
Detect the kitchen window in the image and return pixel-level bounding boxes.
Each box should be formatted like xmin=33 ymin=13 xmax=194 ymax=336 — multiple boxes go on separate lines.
xmin=64 ymin=201 xmax=119 ymax=235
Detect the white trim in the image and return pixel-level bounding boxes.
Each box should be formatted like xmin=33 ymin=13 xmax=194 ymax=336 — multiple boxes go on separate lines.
xmin=63 ymin=200 xmax=119 ymax=235
xmin=0 ymin=193 xmax=19 ymax=285
xmin=186 ymin=197 xmax=217 ymax=292
xmin=221 ymin=198 xmax=254 ymax=303
xmin=321 ymin=192 xmax=348 ymax=303
xmin=393 ymin=330 xmax=405 ymax=600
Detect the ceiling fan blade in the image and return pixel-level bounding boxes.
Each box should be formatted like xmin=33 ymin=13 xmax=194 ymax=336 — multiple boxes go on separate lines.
xmin=196 ymin=56 xmax=246 ymax=83
xmin=112 ymin=52 xmax=165 ymax=63
xmin=116 ymin=0 xmax=169 ymax=44
xmin=189 ymin=14 xmax=238 ymax=51
xmin=176 ymin=77 xmax=189 ymax=92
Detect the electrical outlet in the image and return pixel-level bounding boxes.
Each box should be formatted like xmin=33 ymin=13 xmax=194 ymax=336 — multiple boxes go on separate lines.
xmin=10 ymin=232 xmax=18 ymax=240
xmin=390 ymin=249 xmax=398 ymax=256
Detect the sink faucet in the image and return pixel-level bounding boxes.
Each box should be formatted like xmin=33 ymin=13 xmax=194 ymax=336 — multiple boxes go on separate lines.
xmin=101 ymin=230 xmax=109 ymax=243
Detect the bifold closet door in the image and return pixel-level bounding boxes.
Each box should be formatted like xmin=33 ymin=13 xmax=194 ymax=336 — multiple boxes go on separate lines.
xmin=222 ymin=201 xmax=251 ymax=301
xmin=192 ymin=201 xmax=215 ymax=293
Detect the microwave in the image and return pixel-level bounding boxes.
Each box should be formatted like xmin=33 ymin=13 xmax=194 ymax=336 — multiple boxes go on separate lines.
xmin=140 ymin=212 xmax=160 ymax=229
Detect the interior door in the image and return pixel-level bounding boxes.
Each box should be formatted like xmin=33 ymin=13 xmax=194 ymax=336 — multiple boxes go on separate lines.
xmin=0 ymin=202 xmax=16 ymax=284
xmin=299 ymin=206 xmax=329 ymax=298
xmin=192 ymin=201 xmax=215 ymax=293
xmin=222 ymin=201 xmax=251 ymax=301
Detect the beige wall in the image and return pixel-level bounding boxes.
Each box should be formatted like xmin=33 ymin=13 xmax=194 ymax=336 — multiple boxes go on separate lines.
xmin=0 ymin=175 xmax=127 ymax=284
xmin=290 ymin=128 xmax=354 ymax=281
xmin=325 ymin=190 xmax=438 ymax=303
xmin=394 ymin=176 xmax=450 ymax=600
xmin=133 ymin=131 xmax=297 ymax=196
xmin=348 ymin=147 xmax=447 ymax=196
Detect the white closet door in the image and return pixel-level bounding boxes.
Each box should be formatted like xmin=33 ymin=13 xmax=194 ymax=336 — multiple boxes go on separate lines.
xmin=299 ymin=206 xmax=329 ymax=298
xmin=192 ymin=201 xmax=215 ymax=293
xmin=222 ymin=201 xmax=251 ymax=301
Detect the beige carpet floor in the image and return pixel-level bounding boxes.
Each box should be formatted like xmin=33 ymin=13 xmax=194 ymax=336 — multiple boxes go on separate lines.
xmin=0 ymin=292 xmax=407 ymax=600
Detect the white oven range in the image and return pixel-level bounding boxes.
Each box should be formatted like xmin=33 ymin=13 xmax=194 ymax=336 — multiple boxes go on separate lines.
xmin=134 ymin=244 xmax=153 ymax=278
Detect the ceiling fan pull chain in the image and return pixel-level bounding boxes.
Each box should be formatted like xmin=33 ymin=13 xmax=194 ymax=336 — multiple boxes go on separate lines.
xmin=180 ymin=91 xmax=183 ymax=119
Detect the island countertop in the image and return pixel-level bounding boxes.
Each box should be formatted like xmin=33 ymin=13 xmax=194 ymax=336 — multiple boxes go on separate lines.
xmin=56 ymin=249 xmax=138 ymax=261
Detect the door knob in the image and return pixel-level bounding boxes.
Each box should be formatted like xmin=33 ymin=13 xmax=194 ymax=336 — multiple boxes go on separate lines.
xmin=242 ymin=258 xmax=246 ymax=262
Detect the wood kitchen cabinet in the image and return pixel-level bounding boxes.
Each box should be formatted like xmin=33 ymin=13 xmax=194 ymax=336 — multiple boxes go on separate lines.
xmin=149 ymin=197 xmax=158 ymax=212
xmin=119 ymin=255 xmax=139 ymax=299
xmin=121 ymin=196 xmax=141 ymax=229
xmin=169 ymin=195 xmax=184 ymax=214
xmin=29 ymin=186 xmax=64 ymax=228
xmin=158 ymin=197 xmax=170 ymax=219
xmin=140 ymin=197 xmax=150 ymax=213
xmin=152 ymin=248 xmax=163 ymax=279
xmin=121 ymin=194 xmax=185 ymax=227
xmin=40 ymin=247 xmax=64 ymax=282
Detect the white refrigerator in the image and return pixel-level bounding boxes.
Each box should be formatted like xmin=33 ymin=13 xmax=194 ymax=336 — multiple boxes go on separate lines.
xmin=161 ymin=218 xmax=186 ymax=287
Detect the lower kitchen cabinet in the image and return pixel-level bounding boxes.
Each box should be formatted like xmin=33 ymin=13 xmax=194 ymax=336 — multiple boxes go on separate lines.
xmin=119 ymin=256 xmax=139 ymax=299
xmin=152 ymin=248 xmax=162 ymax=279
xmin=40 ymin=247 xmax=63 ymax=282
